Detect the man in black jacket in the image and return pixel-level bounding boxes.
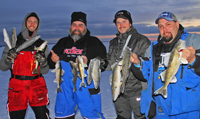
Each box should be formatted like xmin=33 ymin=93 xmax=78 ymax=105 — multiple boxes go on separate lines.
xmin=47 ymin=11 xmax=107 ymax=119
xmin=106 ymin=10 xmax=150 ymax=119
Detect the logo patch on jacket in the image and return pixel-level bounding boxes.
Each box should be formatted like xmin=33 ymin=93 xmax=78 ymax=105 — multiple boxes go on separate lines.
xmin=63 ymin=47 xmax=83 ymax=55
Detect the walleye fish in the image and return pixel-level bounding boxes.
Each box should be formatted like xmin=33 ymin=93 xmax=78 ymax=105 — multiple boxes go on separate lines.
xmin=87 ymin=59 xmax=93 ymax=85
xmin=69 ymin=61 xmax=78 ymax=92
xmin=154 ymin=39 xmax=188 ymax=98
xmin=3 ymin=28 xmax=12 ymax=49
xmin=110 ymin=61 xmax=123 ymax=101
xmin=52 ymin=60 xmax=65 ymax=93
xmin=16 ymin=35 xmax=40 ymax=52
xmin=87 ymin=58 xmax=101 ymax=89
xmin=32 ymin=41 xmax=48 ymax=74
xmin=77 ymin=56 xmax=87 ymax=88
xmin=11 ymin=27 xmax=17 ymax=48
xmin=121 ymin=46 xmax=132 ymax=93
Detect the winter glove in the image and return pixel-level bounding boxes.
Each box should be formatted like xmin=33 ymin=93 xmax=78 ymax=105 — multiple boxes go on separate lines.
xmin=96 ymin=56 xmax=108 ymax=71
xmin=100 ymin=59 xmax=108 ymax=70
xmin=6 ymin=47 xmax=18 ymax=63
xmin=34 ymin=51 xmax=47 ymax=67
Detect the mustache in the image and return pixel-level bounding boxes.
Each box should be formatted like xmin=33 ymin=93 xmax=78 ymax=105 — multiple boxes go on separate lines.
xmin=72 ymin=29 xmax=81 ymax=34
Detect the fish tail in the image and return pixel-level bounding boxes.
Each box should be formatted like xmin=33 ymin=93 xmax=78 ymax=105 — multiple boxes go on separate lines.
xmin=154 ymin=86 xmax=167 ymax=98
xmin=32 ymin=68 xmax=39 ymax=74
xmin=57 ymin=87 xmax=62 ymax=93
xmin=73 ymin=86 xmax=77 ymax=92
xmin=121 ymin=83 xmax=125 ymax=93
xmin=80 ymin=82 xmax=86 ymax=88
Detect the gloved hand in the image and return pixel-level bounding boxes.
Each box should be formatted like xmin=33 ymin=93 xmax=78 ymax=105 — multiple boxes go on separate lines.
xmin=34 ymin=51 xmax=47 ymax=67
xmin=100 ymin=59 xmax=108 ymax=70
xmin=96 ymin=56 xmax=108 ymax=71
xmin=6 ymin=47 xmax=18 ymax=63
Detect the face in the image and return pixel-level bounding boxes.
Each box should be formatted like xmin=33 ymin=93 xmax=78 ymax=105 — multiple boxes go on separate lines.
xmin=116 ymin=18 xmax=131 ymax=34
xmin=26 ymin=16 xmax=38 ymax=32
xmin=70 ymin=21 xmax=87 ymax=41
xmin=158 ymin=18 xmax=179 ymax=43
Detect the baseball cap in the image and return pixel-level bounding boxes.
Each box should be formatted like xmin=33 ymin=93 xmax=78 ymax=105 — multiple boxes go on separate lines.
xmin=113 ymin=10 xmax=132 ymax=24
xmin=155 ymin=12 xmax=178 ymax=24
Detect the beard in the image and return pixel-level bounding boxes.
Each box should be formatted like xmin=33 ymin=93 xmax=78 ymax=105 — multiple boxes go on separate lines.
xmin=162 ymin=34 xmax=173 ymax=43
xmin=69 ymin=27 xmax=87 ymax=41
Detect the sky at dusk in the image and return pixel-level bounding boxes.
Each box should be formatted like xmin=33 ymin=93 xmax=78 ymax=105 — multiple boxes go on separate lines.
xmin=1 ymin=0 xmax=200 ymax=45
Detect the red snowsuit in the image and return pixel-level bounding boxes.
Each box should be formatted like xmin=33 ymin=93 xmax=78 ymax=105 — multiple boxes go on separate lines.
xmin=8 ymin=51 xmax=49 ymax=111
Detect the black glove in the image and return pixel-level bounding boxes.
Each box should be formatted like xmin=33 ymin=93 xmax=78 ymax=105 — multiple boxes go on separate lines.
xmin=34 ymin=51 xmax=47 ymax=67
xmin=100 ymin=59 xmax=108 ymax=70
xmin=96 ymin=56 xmax=108 ymax=70
xmin=6 ymin=47 xmax=18 ymax=63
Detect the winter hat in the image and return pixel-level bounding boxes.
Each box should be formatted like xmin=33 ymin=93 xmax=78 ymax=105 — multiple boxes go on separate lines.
xmin=113 ymin=10 xmax=132 ymax=24
xmin=26 ymin=12 xmax=39 ymax=23
xmin=71 ymin=12 xmax=87 ymax=26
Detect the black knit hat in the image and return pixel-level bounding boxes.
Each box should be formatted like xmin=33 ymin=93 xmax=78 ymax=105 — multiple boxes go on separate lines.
xmin=113 ymin=10 xmax=132 ymax=24
xmin=71 ymin=12 xmax=87 ymax=26
xmin=26 ymin=12 xmax=39 ymax=22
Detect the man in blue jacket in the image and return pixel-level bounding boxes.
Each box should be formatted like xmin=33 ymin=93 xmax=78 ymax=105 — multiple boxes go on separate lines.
xmin=131 ymin=11 xmax=200 ymax=118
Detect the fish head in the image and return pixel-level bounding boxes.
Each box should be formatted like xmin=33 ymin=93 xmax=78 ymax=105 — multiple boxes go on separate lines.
xmin=176 ymin=39 xmax=186 ymax=51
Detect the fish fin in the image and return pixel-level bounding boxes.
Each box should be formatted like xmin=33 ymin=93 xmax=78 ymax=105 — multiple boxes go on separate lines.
xmin=118 ymin=60 xmax=123 ymax=66
xmin=121 ymin=82 xmax=125 ymax=94
xmin=111 ymin=62 xmax=117 ymax=70
xmin=57 ymin=87 xmax=62 ymax=93
xmin=79 ymin=82 xmax=86 ymax=88
xmin=154 ymin=86 xmax=167 ymax=98
xmin=77 ymin=73 xmax=81 ymax=79
xmin=61 ymin=69 xmax=65 ymax=76
xmin=59 ymin=78 xmax=64 ymax=85
xmin=160 ymin=70 xmax=166 ymax=82
xmin=109 ymin=74 xmax=113 ymax=86
xmin=51 ymin=69 xmax=56 ymax=73
xmin=73 ymin=87 xmax=77 ymax=92
xmin=180 ymin=57 xmax=188 ymax=64
xmin=53 ymin=79 xmax=57 ymax=83
xmin=94 ymin=85 xmax=98 ymax=89
xmin=83 ymin=63 xmax=87 ymax=67
xmin=84 ymin=73 xmax=87 ymax=77
xmin=170 ymin=76 xmax=177 ymax=83
xmin=32 ymin=69 xmax=39 ymax=74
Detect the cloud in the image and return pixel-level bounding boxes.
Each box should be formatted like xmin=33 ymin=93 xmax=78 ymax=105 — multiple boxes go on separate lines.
xmin=0 ymin=0 xmax=200 ymax=45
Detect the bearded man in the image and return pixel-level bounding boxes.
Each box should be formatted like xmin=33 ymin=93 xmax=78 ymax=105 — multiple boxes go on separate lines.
xmin=47 ymin=11 xmax=107 ymax=119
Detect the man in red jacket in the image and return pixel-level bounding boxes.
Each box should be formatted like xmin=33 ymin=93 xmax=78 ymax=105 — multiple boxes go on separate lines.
xmin=0 ymin=12 xmax=50 ymax=119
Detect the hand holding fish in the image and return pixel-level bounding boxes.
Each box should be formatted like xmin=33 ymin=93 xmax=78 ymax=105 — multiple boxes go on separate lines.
xmin=51 ymin=50 xmax=59 ymax=63
xmin=76 ymin=55 xmax=88 ymax=64
xmin=130 ymin=53 xmax=140 ymax=65
xmin=34 ymin=51 xmax=47 ymax=67
xmin=6 ymin=47 xmax=18 ymax=62
xmin=182 ymin=46 xmax=196 ymax=64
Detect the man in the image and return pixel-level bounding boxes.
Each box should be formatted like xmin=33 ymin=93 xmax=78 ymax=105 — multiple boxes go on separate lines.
xmin=105 ymin=10 xmax=151 ymax=119
xmin=0 ymin=12 xmax=50 ymax=119
xmin=131 ymin=12 xmax=200 ymax=118
xmin=47 ymin=11 xmax=107 ymax=119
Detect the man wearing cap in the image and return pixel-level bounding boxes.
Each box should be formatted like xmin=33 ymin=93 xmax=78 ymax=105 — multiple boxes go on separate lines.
xmin=0 ymin=12 xmax=50 ymax=119
xmin=105 ymin=10 xmax=150 ymax=119
xmin=47 ymin=11 xmax=107 ymax=119
xmin=131 ymin=11 xmax=200 ymax=118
